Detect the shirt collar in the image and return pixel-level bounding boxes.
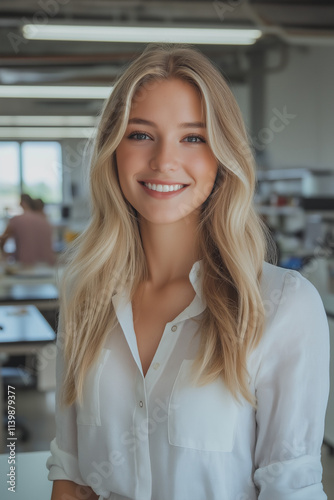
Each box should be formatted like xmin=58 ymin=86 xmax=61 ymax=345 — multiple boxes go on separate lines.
xmin=188 ymin=259 xmax=204 ymax=303
xmin=110 ymin=260 xmax=206 ymax=376
xmin=111 ymin=259 xmax=206 ymax=322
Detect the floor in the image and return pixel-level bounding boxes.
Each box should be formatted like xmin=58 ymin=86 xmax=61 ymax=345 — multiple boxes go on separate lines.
xmin=1 ymin=387 xmax=334 ymax=498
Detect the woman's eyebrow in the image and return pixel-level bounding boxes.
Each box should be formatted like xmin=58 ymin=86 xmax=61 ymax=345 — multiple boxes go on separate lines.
xmin=128 ymin=118 xmax=206 ymax=128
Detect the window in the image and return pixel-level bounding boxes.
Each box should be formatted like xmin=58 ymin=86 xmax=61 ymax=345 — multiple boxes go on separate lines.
xmin=0 ymin=141 xmax=62 ymax=217
xmin=0 ymin=142 xmax=20 ymax=217
xmin=22 ymin=142 xmax=62 ymax=203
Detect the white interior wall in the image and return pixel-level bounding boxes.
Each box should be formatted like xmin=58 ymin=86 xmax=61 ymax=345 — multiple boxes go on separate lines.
xmin=265 ymin=45 xmax=334 ymax=170
xmin=232 ymin=46 xmax=334 ymax=172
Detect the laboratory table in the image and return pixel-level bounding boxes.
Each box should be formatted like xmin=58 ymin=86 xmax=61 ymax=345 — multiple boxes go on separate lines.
xmin=0 ymin=450 xmax=104 ymax=500
xmin=0 ymin=283 xmax=58 ymax=310
xmin=0 ymin=305 xmax=56 ymax=452
xmin=0 ymin=450 xmax=52 ymax=500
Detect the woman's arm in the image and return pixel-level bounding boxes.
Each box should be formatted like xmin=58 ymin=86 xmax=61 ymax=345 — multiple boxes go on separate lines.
xmin=51 ymin=479 xmax=99 ymax=500
xmin=254 ymin=270 xmax=329 ymax=499
xmin=46 ymin=323 xmax=93 ymax=492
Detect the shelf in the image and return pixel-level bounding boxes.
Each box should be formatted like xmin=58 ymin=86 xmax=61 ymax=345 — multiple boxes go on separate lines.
xmin=256 ymin=168 xmax=307 ymax=181
xmin=256 ymin=168 xmax=334 ymax=182
xmin=256 ymin=205 xmax=303 ymax=216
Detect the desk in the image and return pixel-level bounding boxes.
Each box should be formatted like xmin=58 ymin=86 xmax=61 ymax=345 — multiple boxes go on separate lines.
xmin=0 ymin=450 xmax=52 ymax=500
xmin=0 ymin=305 xmax=56 ymax=452
xmin=0 ymin=263 xmax=60 ymax=309
xmin=0 ymin=450 xmax=104 ymax=500
xmin=0 ymin=283 xmax=58 ymax=310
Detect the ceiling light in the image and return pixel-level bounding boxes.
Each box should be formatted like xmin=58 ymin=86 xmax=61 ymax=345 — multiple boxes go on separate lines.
xmin=0 ymin=86 xmax=111 ymax=99
xmin=22 ymin=25 xmax=262 ymax=45
xmin=0 ymin=127 xmax=95 ymax=139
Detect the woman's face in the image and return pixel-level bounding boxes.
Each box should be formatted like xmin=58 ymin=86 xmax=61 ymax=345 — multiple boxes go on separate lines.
xmin=116 ymin=78 xmax=218 ymax=226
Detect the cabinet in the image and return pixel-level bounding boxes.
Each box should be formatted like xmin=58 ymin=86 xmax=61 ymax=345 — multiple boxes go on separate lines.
xmin=256 ymin=168 xmax=334 ymax=259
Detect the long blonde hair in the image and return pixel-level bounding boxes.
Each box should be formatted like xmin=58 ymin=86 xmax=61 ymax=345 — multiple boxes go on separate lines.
xmin=60 ymin=43 xmax=271 ymax=407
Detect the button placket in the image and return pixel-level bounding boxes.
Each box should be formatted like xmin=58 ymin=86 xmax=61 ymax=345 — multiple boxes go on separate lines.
xmin=144 ymin=320 xmax=173 ymax=395
xmin=135 ymin=372 xmax=146 ymax=411
xmin=132 ymin=375 xmax=151 ymax=500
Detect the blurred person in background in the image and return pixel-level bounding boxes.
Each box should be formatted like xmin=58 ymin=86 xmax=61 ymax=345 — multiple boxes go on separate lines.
xmin=34 ymin=197 xmax=47 ymax=217
xmin=0 ymin=193 xmax=55 ymax=266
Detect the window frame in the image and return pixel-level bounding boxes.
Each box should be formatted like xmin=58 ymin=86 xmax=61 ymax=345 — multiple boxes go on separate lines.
xmin=0 ymin=139 xmax=64 ymax=217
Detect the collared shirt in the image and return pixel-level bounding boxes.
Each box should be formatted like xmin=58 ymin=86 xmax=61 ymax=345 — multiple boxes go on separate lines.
xmin=46 ymin=261 xmax=329 ymax=500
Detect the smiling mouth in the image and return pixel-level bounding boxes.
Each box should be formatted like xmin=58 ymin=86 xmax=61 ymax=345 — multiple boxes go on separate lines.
xmin=140 ymin=182 xmax=187 ymax=193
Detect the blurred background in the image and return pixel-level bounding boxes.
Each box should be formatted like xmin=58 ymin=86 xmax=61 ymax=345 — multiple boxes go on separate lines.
xmin=0 ymin=1 xmax=333 ymax=497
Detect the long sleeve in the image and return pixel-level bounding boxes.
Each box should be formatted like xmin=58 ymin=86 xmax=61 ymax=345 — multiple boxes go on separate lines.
xmin=46 ymin=325 xmax=87 ymax=485
xmin=253 ymin=270 xmax=330 ymax=499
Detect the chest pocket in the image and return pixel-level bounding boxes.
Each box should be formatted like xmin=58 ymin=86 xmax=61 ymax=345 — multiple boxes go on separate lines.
xmin=76 ymin=348 xmax=111 ymax=426
xmin=168 ymin=359 xmax=239 ymax=452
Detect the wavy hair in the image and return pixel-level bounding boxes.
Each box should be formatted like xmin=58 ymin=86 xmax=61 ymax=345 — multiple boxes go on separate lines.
xmin=59 ymin=43 xmax=272 ymax=407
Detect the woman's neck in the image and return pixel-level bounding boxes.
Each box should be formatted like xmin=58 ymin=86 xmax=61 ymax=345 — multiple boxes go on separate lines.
xmin=139 ymin=215 xmax=200 ymax=288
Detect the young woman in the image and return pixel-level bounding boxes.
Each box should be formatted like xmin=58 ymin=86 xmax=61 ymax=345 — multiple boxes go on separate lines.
xmin=47 ymin=44 xmax=329 ymax=500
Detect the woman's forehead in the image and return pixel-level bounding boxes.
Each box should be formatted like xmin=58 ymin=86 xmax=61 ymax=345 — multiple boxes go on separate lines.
xmin=129 ymin=78 xmax=206 ymax=121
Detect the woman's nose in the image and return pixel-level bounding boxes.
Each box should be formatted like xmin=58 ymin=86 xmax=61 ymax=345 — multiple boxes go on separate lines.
xmin=149 ymin=140 xmax=179 ymax=172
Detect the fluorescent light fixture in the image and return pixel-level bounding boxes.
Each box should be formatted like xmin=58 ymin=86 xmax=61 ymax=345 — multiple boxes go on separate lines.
xmin=0 ymin=127 xmax=95 ymax=139
xmin=0 ymin=116 xmax=98 ymax=126
xmin=22 ymin=24 xmax=262 ymax=45
xmin=0 ymin=86 xmax=111 ymax=99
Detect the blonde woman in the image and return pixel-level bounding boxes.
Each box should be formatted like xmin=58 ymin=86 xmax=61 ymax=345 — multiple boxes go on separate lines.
xmin=47 ymin=44 xmax=329 ymax=500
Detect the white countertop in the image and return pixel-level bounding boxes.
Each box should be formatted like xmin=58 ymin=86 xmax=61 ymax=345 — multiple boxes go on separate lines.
xmin=0 ymin=450 xmax=52 ymax=500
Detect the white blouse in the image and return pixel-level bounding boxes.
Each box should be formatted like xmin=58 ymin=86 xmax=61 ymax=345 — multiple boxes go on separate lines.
xmin=46 ymin=261 xmax=330 ymax=500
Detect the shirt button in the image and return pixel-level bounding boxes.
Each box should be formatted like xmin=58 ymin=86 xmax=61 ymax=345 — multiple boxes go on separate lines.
xmin=171 ymin=325 xmax=177 ymax=332
xmin=139 ymin=401 xmax=144 ymax=408
xmin=153 ymin=363 xmax=160 ymax=370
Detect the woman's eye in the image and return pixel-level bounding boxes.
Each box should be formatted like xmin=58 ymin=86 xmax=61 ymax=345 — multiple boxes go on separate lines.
xmin=128 ymin=132 xmax=151 ymax=141
xmin=183 ymin=135 xmax=206 ymax=143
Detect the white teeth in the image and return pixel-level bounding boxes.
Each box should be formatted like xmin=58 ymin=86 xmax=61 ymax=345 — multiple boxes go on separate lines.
xmin=144 ymin=183 xmax=184 ymax=192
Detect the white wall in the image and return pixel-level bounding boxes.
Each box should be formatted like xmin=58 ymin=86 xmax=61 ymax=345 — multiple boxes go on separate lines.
xmin=231 ymin=46 xmax=334 ymax=171
xmin=265 ymin=46 xmax=334 ymax=170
